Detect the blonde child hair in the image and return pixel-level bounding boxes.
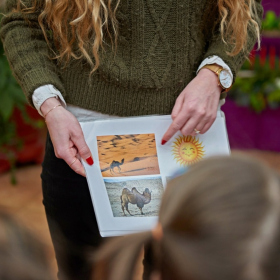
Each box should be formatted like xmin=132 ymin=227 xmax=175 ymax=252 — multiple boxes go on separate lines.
xmin=93 ymin=155 xmax=280 ymax=280
xmin=0 ymin=211 xmax=54 ymax=280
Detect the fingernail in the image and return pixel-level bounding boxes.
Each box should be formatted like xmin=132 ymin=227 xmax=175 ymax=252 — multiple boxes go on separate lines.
xmin=161 ymin=139 xmax=167 ymax=145
xmin=86 ymin=156 xmax=94 ymax=165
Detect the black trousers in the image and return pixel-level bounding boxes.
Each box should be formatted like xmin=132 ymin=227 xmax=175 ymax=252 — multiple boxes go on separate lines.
xmin=41 ymin=135 xmax=103 ymax=280
xmin=41 ymin=135 xmax=152 ymax=280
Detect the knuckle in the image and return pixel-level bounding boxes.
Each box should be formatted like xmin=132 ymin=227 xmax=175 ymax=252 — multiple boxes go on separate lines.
xmin=196 ymin=108 xmax=207 ymax=117
xmin=55 ymin=148 xmax=65 ymax=159
xmin=181 ymin=128 xmax=188 ymax=136
xmin=203 ymin=115 xmax=211 ymax=122
xmin=203 ymin=113 xmax=215 ymax=123
xmin=186 ymin=105 xmax=195 ymax=114
xmin=71 ymin=129 xmax=81 ymax=139
xmin=171 ymin=112 xmax=177 ymax=120
xmin=79 ymin=145 xmax=90 ymax=156
xmin=54 ymin=151 xmax=60 ymax=159
xmin=172 ymin=122 xmax=181 ymax=131
xmin=70 ymin=124 xmax=82 ymax=137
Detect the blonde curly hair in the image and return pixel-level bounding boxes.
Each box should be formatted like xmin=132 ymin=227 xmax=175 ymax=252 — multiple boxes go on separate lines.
xmin=17 ymin=0 xmax=261 ymax=73
xmin=218 ymin=0 xmax=261 ymax=56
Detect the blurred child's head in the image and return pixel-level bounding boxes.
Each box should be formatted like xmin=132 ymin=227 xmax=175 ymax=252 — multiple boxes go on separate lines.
xmin=93 ymin=155 xmax=280 ymax=280
xmin=0 ymin=211 xmax=54 ymax=280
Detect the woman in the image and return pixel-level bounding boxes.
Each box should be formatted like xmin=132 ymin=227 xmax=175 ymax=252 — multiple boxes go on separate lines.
xmin=93 ymin=155 xmax=280 ymax=280
xmin=0 ymin=0 xmax=262 ymax=279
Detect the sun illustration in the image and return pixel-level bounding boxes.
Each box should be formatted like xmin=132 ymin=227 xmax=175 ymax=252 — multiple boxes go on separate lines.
xmin=172 ymin=135 xmax=205 ymax=166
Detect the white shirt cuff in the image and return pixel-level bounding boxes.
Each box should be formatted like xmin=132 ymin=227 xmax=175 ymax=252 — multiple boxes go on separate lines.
xmin=33 ymin=57 xmax=230 ymax=117
xmin=197 ymin=56 xmax=233 ymax=80
xmin=32 ymin=85 xmax=67 ymax=116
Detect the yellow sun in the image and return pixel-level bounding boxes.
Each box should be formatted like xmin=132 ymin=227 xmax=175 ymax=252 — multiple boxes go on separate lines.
xmin=172 ymin=135 xmax=205 ymax=166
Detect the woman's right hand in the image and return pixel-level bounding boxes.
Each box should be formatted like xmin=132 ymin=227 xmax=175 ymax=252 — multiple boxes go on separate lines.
xmin=41 ymin=98 xmax=94 ymax=177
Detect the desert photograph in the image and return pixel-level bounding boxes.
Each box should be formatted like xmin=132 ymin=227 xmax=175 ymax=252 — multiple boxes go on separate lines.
xmin=104 ymin=176 xmax=164 ymax=217
xmin=97 ymin=134 xmax=160 ymax=177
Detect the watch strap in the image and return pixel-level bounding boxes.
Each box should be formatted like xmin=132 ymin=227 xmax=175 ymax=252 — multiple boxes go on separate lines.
xmin=202 ymin=64 xmax=222 ymax=75
xmin=201 ymin=64 xmax=232 ymax=93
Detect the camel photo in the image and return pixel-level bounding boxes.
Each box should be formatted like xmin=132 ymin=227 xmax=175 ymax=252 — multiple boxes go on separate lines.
xmin=104 ymin=176 xmax=164 ymax=217
xmin=120 ymin=187 xmax=151 ymax=216
xmin=97 ymin=134 xmax=160 ymax=177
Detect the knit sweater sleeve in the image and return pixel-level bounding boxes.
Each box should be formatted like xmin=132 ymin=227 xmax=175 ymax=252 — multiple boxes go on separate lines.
xmin=0 ymin=0 xmax=66 ymax=107
xmin=203 ymin=0 xmax=263 ymax=80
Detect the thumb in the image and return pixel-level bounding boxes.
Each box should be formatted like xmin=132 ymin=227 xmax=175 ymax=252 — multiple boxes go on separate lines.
xmin=71 ymin=131 xmax=94 ymax=166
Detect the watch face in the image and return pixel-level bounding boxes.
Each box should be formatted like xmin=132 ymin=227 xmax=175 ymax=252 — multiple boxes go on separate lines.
xmin=219 ymin=69 xmax=232 ymax=89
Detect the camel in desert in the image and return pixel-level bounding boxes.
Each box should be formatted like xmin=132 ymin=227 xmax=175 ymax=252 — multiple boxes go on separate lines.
xmin=110 ymin=158 xmax=124 ymax=174
xmin=120 ymin=187 xmax=151 ymax=216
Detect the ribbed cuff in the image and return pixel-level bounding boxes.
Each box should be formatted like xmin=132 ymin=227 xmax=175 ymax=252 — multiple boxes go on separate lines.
xmin=20 ymin=68 xmax=66 ymax=107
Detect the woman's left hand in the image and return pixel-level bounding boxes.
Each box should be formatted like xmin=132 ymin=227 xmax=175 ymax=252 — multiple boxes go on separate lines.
xmin=161 ymin=68 xmax=222 ymax=144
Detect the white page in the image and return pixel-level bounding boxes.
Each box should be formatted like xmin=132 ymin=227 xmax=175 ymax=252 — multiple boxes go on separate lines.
xmin=81 ymin=114 xmax=230 ymax=237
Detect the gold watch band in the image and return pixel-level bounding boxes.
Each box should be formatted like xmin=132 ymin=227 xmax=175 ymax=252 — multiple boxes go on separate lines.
xmin=201 ymin=64 xmax=230 ymax=93
xmin=202 ymin=64 xmax=222 ymax=75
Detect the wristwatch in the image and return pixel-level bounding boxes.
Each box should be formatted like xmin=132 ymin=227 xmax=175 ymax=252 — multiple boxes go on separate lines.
xmin=201 ymin=64 xmax=233 ymax=93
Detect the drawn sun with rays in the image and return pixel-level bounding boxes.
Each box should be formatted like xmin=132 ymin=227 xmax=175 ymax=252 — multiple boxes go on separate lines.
xmin=172 ymin=135 xmax=205 ymax=166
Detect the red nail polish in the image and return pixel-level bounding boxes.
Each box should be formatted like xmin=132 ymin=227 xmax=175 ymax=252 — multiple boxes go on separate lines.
xmin=161 ymin=139 xmax=167 ymax=145
xmin=86 ymin=157 xmax=94 ymax=165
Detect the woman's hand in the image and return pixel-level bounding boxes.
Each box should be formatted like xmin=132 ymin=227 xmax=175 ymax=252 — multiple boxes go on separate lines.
xmin=161 ymin=68 xmax=222 ymax=144
xmin=41 ymin=98 xmax=93 ymax=176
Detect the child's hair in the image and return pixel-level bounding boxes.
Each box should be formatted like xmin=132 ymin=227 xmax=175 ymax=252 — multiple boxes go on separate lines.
xmin=93 ymin=155 xmax=280 ymax=280
xmin=0 ymin=211 xmax=54 ymax=280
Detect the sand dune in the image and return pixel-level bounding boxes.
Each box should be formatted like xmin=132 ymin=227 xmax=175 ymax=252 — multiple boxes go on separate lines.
xmin=97 ymin=134 xmax=160 ymax=177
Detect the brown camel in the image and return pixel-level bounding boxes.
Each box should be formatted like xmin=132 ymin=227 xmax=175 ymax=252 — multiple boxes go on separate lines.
xmin=120 ymin=187 xmax=151 ymax=216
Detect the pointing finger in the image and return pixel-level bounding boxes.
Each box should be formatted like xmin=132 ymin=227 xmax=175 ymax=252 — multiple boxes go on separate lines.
xmin=161 ymin=115 xmax=190 ymax=145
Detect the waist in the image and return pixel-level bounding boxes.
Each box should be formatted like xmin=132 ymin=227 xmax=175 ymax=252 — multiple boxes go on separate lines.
xmin=67 ymin=99 xmax=226 ymax=122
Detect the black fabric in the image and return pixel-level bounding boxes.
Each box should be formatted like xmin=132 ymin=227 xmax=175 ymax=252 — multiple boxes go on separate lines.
xmin=143 ymin=243 xmax=155 ymax=280
xmin=41 ymin=134 xmax=102 ymax=280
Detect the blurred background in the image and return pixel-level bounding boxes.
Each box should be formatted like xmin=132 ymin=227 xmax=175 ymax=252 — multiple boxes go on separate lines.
xmin=0 ymin=0 xmax=279 ymax=278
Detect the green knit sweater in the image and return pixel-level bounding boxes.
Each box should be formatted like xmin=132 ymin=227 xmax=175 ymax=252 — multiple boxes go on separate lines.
xmin=0 ymin=0 xmax=263 ymax=116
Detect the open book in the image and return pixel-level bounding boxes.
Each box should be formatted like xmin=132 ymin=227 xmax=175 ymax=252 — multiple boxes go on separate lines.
xmin=81 ymin=113 xmax=230 ymax=237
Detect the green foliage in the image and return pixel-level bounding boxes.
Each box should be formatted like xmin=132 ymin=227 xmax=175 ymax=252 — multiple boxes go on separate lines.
xmin=229 ymin=57 xmax=280 ymax=113
xmin=262 ymin=11 xmax=280 ymax=31
xmin=229 ymin=10 xmax=280 ymax=113
xmin=0 ymin=47 xmax=26 ymax=120
xmin=0 ymin=36 xmax=24 ymax=138
xmin=0 ymin=13 xmax=44 ymax=183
